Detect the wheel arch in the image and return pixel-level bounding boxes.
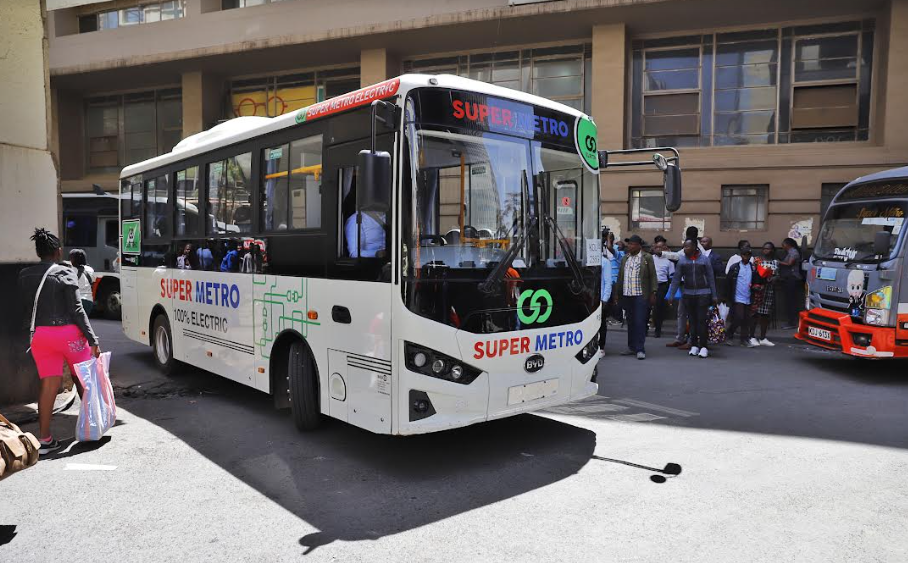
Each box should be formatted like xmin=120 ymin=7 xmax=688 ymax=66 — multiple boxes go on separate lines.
xmin=149 ymin=305 xmax=168 ymax=346
xmin=268 ymin=329 xmax=319 ymax=409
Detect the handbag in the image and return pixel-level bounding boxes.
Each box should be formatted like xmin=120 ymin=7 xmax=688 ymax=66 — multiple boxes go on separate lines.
xmin=0 ymin=412 xmax=41 ymax=481
xmin=707 ymin=307 xmax=727 ymax=345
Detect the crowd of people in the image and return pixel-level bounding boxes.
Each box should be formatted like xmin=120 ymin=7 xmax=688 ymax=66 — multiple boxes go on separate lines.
xmin=599 ymin=225 xmax=804 ymax=360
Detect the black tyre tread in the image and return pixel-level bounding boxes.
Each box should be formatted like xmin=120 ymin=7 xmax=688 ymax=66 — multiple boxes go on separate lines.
xmin=152 ymin=315 xmax=175 ymax=376
xmin=288 ymin=340 xmax=321 ymax=431
xmin=103 ymin=290 xmax=121 ymax=320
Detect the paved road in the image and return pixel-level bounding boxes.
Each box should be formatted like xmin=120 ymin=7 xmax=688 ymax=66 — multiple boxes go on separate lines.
xmin=2 ymin=320 xmax=907 ymax=562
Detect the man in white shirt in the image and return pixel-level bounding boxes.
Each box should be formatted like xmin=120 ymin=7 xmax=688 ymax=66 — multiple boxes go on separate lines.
xmin=651 ymin=240 xmax=675 ymax=338
xmin=725 ymin=239 xmax=754 ymax=274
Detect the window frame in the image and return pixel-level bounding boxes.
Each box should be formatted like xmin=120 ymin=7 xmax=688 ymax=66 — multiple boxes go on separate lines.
xmin=260 ymin=133 xmax=325 ymax=233
xmin=720 ymin=184 xmax=769 ymax=231
xmin=629 ymin=186 xmax=672 ymax=231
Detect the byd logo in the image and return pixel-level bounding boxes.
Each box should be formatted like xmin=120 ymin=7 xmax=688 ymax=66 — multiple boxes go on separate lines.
xmin=518 ymin=289 xmax=553 ymax=325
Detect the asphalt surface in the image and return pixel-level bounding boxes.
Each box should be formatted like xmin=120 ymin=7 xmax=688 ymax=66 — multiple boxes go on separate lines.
xmin=2 ymin=319 xmax=907 ymax=562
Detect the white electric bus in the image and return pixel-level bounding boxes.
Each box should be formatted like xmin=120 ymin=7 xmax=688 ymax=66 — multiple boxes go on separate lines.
xmin=119 ymin=74 xmax=680 ymax=435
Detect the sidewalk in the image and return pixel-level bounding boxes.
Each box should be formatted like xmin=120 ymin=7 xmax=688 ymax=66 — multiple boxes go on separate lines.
xmin=605 ymin=318 xmax=802 ymax=346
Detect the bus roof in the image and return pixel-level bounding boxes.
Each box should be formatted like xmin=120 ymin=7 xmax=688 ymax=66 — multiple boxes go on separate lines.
xmin=847 ymin=165 xmax=908 ymax=187
xmin=120 ymin=74 xmax=590 ymax=179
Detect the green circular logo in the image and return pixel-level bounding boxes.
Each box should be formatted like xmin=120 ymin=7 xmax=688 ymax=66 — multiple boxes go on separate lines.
xmin=295 ymin=112 xmax=306 ymax=124
xmin=518 ymin=289 xmax=554 ymax=325
xmin=575 ymin=116 xmax=599 ymax=173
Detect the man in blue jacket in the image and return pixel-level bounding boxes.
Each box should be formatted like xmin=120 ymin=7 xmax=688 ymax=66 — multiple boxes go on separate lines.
xmin=668 ymin=239 xmax=718 ymax=358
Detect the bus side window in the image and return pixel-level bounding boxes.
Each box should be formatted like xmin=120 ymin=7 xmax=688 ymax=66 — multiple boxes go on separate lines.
xmin=145 ymin=174 xmax=171 ymax=239
xmin=207 ymin=153 xmax=252 ymax=235
xmin=175 ymin=166 xmax=201 ymax=237
xmin=262 ymin=135 xmax=323 ymax=231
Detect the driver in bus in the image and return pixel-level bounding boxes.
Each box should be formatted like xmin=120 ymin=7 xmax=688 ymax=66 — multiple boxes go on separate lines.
xmin=345 ymin=210 xmax=386 ymax=258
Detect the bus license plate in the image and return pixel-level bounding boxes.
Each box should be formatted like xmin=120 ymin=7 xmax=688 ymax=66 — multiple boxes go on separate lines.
xmin=508 ymin=379 xmax=559 ymax=405
xmin=808 ymin=326 xmax=832 ymax=341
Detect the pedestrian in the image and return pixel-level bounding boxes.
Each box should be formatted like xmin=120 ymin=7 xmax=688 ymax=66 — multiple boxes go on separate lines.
xmin=616 ymin=234 xmax=657 ymax=360
xmin=725 ymin=239 xmax=753 ymax=274
xmin=651 ymin=240 xmax=675 ymax=338
xmin=700 ymin=236 xmax=724 ymax=278
xmin=68 ymin=248 xmax=95 ymax=316
xmin=725 ymin=246 xmax=760 ymax=347
xmin=600 ymin=232 xmax=613 ymax=356
xmin=668 ymin=239 xmax=718 ymax=358
xmin=604 ymin=230 xmax=623 ymax=324
xmin=779 ymin=237 xmax=803 ymax=329
xmin=750 ymin=242 xmax=779 ymax=346
xmin=18 ymin=228 xmax=101 ymax=455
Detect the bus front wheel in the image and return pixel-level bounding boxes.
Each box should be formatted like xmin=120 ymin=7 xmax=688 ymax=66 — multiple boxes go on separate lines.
xmin=152 ymin=315 xmax=175 ymax=375
xmin=288 ymin=340 xmax=321 ymax=431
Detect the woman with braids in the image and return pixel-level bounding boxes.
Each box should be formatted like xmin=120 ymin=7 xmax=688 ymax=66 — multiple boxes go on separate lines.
xmin=18 ymin=228 xmax=100 ymax=455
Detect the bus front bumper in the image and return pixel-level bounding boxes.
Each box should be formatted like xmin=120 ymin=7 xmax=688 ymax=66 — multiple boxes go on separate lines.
xmin=796 ymin=309 xmax=898 ymax=358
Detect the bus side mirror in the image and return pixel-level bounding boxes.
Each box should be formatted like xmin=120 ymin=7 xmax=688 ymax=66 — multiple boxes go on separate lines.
xmin=664 ymin=163 xmax=682 ymax=212
xmin=873 ymin=230 xmax=892 ymax=256
xmin=357 ymin=150 xmax=391 ymax=212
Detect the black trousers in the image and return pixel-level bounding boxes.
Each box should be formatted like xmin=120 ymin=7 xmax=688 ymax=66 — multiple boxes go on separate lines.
xmin=652 ymin=282 xmax=670 ymax=336
xmin=726 ymin=302 xmax=752 ymax=343
xmin=683 ymin=294 xmax=711 ymax=349
xmin=600 ymin=300 xmax=609 ymax=349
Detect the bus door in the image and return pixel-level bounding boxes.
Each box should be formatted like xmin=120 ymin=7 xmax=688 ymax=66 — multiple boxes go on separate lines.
xmin=318 ymin=137 xmax=395 ymax=433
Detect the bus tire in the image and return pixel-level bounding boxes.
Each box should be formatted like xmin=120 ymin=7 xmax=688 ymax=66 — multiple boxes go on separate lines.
xmin=101 ymin=287 xmax=122 ymax=320
xmin=288 ymin=340 xmax=321 ymax=431
xmin=152 ymin=314 xmax=176 ymax=375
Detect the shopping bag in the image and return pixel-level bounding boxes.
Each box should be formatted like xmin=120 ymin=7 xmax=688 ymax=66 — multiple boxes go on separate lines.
xmin=707 ymin=308 xmax=727 ymax=345
xmin=73 ymin=352 xmax=116 ymax=442
xmin=717 ymin=302 xmax=730 ymax=322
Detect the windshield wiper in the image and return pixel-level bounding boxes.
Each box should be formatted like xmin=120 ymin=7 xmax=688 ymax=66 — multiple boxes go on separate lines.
xmin=478 ymin=216 xmax=537 ymax=295
xmin=541 ymin=212 xmax=586 ymax=296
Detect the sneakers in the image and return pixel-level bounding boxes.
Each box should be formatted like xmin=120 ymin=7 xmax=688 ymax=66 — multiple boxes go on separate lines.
xmin=38 ymin=437 xmax=61 ymax=456
xmin=636 ymin=351 xmax=646 ymax=360
xmin=620 ymin=349 xmax=636 ymax=356
xmin=759 ymin=338 xmax=775 ymax=347
xmin=678 ymin=342 xmax=693 ymax=351
xmin=689 ymin=346 xmax=700 ymax=357
xmin=698 ymin=347 xmax=710 ymax=358
xmin=747 ymin=338 xmax=760 ymax=348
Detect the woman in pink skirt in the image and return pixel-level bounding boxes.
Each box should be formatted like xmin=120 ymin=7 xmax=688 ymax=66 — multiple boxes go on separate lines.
xmin=18 ymin=228 xmax=100 ymax=455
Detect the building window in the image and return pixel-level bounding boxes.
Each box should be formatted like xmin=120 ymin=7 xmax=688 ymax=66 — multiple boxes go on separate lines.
xmin=721 ymin=185 xmax=768 ymax=231
xmin=207 ymin=153 xmax=253 ymax=235
xmin=222 ymin=0 xmax=292 ymax=8
xmin=228 ymin=68 xmax=360 ymax=118
xmin=820 ymin=182 xmax=847 ymax=221
xmin=629 ymin=187 xmax=671 ymax=230
xmin=261 ymin=135 xmax=323 ymax=230
xmin=404 ymin=44 xmax=591 ymax=113
xmin=82 ymin=1 xmax=184 ymax=33
xmin=631 ymin=20 xmax=874 ymax=147
xmin=85 ymin=89 xmax=182 ymax=170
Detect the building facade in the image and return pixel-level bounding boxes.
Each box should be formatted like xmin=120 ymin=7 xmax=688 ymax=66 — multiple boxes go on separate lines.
xmin=46 ymin=0 xmax=908 ymax=250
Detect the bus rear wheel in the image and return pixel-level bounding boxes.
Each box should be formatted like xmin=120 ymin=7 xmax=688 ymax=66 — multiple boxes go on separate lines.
xmin=288 ymin=340 xmax=321 ymax=431
xmin=152 ymin=315 xmax=175 ymax=375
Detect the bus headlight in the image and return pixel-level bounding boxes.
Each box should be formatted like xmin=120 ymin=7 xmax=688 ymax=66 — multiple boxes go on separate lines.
xmin=575 ymin=331 xmax=600 ymax=364
xmin=405 ymin=342 xmax=482 ymax=385
xmin=864 ymin=308 xmax=890 ymax=326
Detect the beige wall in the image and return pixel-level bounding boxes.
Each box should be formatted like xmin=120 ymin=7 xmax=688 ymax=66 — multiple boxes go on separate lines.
xmin=591 ymin=24 xmax=626 ymax=152
xmin=360 ymin=49 xmax=400 ymax=87
xmin=1 ymin=0 xmax=58 ymax=263
xmin=182 ymin=71 xmax=224 ymax=138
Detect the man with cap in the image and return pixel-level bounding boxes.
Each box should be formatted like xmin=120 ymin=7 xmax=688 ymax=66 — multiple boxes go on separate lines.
xmin=615 ymin=234 xmax=658 ymax=360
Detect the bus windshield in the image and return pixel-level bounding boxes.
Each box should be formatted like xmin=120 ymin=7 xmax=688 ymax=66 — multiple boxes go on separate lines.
xmin=402 ymin=91 xmax=599 ymax=334
xmin=814 ymin=201 xmax=906 ymax=262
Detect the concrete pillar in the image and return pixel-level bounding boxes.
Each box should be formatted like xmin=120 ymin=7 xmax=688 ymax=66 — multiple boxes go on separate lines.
xmin=182 ymin=71 xmax=224 ymax=138
xmin=883 ymin=0 xmax=908 ymax=149
xmin=591 ymin=24 xmax=627 ymax=152
xmin=360 ymin=48 xmax=401 ymax=87
xmin=0 ymin=0 xmax=58 ymax=405
xmin=54 ymin=88 xmax=85 ymax=181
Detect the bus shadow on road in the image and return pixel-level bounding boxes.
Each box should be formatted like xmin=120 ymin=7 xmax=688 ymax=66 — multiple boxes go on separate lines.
xmin=121 ymin=386 xmax=597 ymax=554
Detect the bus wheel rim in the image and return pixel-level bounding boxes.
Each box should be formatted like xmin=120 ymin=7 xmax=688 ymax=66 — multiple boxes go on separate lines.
xmin=155 ymin=325 xmax=170 ymax=364
xmin=107 ymin=292 xmax=121 ymax=314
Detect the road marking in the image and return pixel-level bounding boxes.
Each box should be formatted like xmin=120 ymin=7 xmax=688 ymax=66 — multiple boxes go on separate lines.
xmin=613 ymin=398 xmax=699 ymax=418
xmin=64 ymin=463 xmax=117 ymax=471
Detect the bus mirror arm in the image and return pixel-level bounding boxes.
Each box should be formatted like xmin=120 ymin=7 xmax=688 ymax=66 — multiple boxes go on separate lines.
xmin=598 ymin=147 xmax=682 ymax=213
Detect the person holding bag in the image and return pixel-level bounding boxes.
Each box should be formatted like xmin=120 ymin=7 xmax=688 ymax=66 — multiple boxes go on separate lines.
xmin=18 ymin=228 xmax=101 ymax=455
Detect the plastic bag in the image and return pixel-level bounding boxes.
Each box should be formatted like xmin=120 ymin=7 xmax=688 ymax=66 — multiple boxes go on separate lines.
xmin=707 ymin=308 xmax=727 ymax=345
xmin=73 ymin=352 xmax=116 ymax=442
xmin=717 ymin=302 xmax=730 ymax=322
